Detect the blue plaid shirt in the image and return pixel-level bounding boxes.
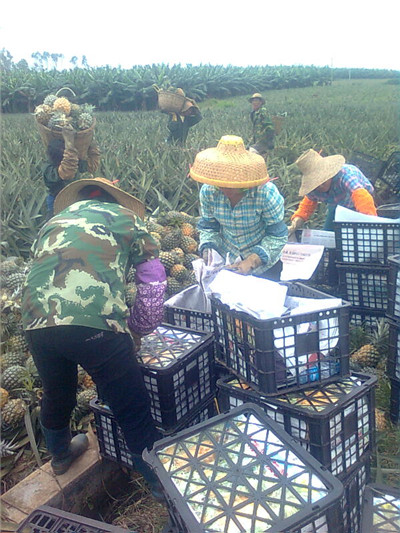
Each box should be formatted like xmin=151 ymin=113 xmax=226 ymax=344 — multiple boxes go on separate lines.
xmin=307 ymin=164 xmax=374 ymax=208
xmin=198 ymin=182 xmax=288 ymax=275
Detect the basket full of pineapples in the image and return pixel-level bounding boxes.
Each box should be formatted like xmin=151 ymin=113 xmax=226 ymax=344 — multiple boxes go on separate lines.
xmin=34 ymin=88 xmax=96 ymax=159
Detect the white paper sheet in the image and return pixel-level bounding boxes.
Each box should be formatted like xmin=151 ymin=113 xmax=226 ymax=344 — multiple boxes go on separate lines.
xmin=280 ymin=244 xmax=325 ymax=281
xmin=335 ymin=205 xmax=400 ymax=223
xmin=301 ymin=229 xmax=336 ymax=248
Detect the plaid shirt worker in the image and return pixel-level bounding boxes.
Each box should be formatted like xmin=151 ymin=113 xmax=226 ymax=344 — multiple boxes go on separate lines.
xmin=198 ymin=181 xmax=288 ymax=276
xmin=306 ymin=164 xmax=374 ymax=208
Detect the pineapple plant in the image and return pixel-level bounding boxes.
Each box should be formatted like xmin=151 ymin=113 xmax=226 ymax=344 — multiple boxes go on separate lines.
xmin=1 ymin=398 xmax=28 ymax=428
xmin=350 ymin=318 xmax=389 ymax=369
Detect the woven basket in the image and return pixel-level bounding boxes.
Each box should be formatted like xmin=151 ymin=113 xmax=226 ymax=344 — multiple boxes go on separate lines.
xmin=158 ymin=91 xmax=186 ymax=113
xmin=37 ymin=118 xmax=96 ymax=160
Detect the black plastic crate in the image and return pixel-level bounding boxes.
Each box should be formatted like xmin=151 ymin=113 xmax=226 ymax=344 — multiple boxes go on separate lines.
xmin=90 ymin=396 xmax=218 ymax=469
xmin=143 ymin=403 xmax=345 ymax=533
xmin=216 ymin=372 xmax=376 ymax=478
xmin=333 ymin=220 xmax=400 ymax=265
xmin=341 ymin=455 xmax=371 ymax=533
xmin=347 ymin=151 xmax=386 ymax=183
xmin=349 ymin=306 xmax=386 ymax=331
xmin=16 ymin=505 xmax=129 ymax=533
xmin=136 ymin=324 xmax=215 ymax=429
xmin=388 ymin=254 xmax=400 ymax=321
xmin=211 ymin=281 xmax=351 ymax=394
xmin=390 ymin=378 xmax=400 ymax=425
xmin=164 ymin=304 xmax=213 ymax=333
xmin=361 ymin=483 xmax=400 ymax=532
xmin=377 ymin=151 xmax=400 ymax=196
xmin=337 ymin=263 xmax=390 ymax=311
xmin=387 ymin=319 xmax=400 ymax=382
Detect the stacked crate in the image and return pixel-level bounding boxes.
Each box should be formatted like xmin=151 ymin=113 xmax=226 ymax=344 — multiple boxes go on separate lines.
xmin=16 ymin=505 xmax=129 ymax=533
xmin=91 ymin=324 xmax=217 ymax=469
xmin=207 ymin=281 xmax=378 ymax=532
xmin=143 ymin=403 xmax=346 ymax=533
xmin=334 ymin=218 xmax=400 ymax=329
xmin=361 ymin=483 xmax=400 ymax=532
xmin=387 ymin=255 xmax=400 ymax=424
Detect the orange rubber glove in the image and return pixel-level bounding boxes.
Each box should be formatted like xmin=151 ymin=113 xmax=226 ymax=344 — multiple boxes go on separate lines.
xmin=227 ymin=253 xmax=262 ymax=275
xmin=351 ymin=188 xmax=377 ymax=216
xmin=291 ymin=196 xmax=318 ymax=221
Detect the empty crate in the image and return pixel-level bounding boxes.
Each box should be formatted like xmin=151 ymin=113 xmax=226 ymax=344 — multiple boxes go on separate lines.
xmin=136 ymin=324 xmax=215 ymax=429
xmin=211 ymin=282 xmax=351 ymax=394
xmin=334 ymin=220 xmax=400 ymax=265
xmin=16 ymin=505 xmax=128 ymax=533
xmin=337 ymin=263 xmax=389 ymax=311
xmin=143 ymin=403 xmax=345 ymax=533
xmin=388 ymin=254 xmax=400 ymax=321
xmin=90 ymin=396 xmax=218 ymax=470
xmin=217 ymin=372 xmax=376 ymax=478
xmin=361 ymin=483 xmax=400 ymax=532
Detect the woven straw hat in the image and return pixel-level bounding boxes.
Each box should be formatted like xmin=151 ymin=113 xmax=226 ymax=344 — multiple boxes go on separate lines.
xmin=296 ymin=149 xmax=345 ymax=196
xmin=54 ymin=177 xmax=145 ymax=218
xmin=189 ymin=135 xmax=269 ymax=188
xmin=248 ymin=93 xmax=265 ymax=104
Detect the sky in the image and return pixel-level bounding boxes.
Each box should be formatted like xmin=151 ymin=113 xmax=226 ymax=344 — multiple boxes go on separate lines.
xmin=1 ymin=0 xmax=399 ymax=71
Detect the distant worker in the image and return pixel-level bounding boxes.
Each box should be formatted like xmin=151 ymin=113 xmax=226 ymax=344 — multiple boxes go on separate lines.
xmin=248 ymin=93 xmax=275 ymax=158
xmin=167 ymin=88 xmax=202 ymax=146
xmin=43 ymin=125 xmax=101 ymax=219
xmin=288 ymin=149 xmax=377 ymax=235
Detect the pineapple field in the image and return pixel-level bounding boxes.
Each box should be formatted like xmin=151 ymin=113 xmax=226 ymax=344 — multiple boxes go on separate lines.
xmin=1 ymin=78 xmax=399 ymax=530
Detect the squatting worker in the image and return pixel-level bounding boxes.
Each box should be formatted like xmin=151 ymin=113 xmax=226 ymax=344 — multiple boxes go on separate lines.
xmin=189 ymin=135 xmax=288 ymax=280
xmin=248 ymin=93 xmax=275 ymax=158
xmin=43 ymin=125 xmax=101 ymax=219
xmin=22 ymin=178 xmax=167 ymax=500
xmin=289 ymin=149 xmax=377 ymax=235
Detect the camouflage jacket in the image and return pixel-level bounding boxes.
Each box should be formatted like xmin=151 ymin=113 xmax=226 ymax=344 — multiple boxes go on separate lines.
xmin=250 ymin=106 xmax=275 ymax=152
xmin=22 ymin=200 xmax=161 ymax=334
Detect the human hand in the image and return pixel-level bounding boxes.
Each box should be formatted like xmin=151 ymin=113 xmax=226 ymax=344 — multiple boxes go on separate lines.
xmin=226 ymin=253 xmax=261 ymax=275
xmin=131 ymin=332 xmax=142 ymax=353
xmin=288 ymin=216 xmax=304 ymax=238
xmin=61 ymin=125 xmax=76 ymax=146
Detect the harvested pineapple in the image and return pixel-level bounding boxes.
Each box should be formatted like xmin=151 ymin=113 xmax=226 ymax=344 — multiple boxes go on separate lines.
xmin=350 ymin=318 xmax=389 ymax=368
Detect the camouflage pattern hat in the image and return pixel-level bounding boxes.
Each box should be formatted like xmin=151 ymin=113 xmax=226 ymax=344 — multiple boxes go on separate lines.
xmin=54 ymin=177 xmax=145 ymax=218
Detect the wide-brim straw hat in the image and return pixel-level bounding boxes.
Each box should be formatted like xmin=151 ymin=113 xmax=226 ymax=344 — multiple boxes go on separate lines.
xmin=54 ymin=177 xmax=145 ymax=218
xmin=189 ymin=135 xmax=269 ymax=188
xmin=296 ymin=149 xmax=345 ymax=196
xmin=248 ymin=93 xmax=265 ymax=104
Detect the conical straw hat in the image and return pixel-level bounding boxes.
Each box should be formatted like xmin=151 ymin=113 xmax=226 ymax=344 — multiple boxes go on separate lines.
xmin=189 ymin=135 xmax=269 ymax=188
xmin=54 ymin=177 xmax=145 ymax=218
xmin=296 ymin=149 xmax=345 ymax=196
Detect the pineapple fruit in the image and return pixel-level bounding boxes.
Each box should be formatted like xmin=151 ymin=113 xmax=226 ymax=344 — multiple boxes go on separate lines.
xmin=34 ymin=94 xmax=94 ymax=131
xmin=350 ymin=318 xmax=389 ymax=369
xmin=1 ymin=398 xmax=27 ymax=428
xmin=145 ymin=211 xmax=201 ymax=296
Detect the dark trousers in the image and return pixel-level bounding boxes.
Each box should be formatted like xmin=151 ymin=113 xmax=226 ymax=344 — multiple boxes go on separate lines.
xmin=25 ymin=326 xmax=161 ymax=454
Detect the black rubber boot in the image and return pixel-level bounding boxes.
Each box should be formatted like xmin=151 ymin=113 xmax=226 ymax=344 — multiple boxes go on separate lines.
xmin=132 ymin=453 xmax=165 ymax=502
xmin=41 ymin=425 xmax=89 ymax=475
